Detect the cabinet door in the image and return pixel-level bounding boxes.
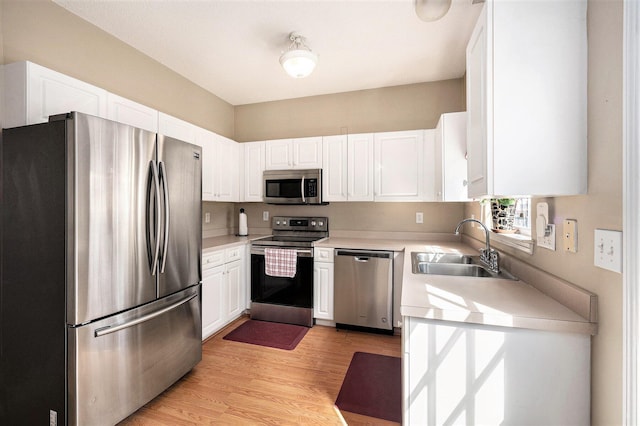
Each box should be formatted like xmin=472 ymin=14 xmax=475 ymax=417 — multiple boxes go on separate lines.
xmin=8 ymin=61 xmax=108 ymax=127
xmin=440 ymin=112 xmax=469 ymax=202
xmin=374 ymin=130 xmax=426 ymax=201
xmin=106 ymin=93 xmax=158 ymax=132
xmin=158 ymin=112 xmax=197 ymax=144
xmin=348 ymin=133 xmax=375 ymax=201
xmin=214 ymin=135 xmax=239 ymax=202
xmin=243 ymin=141 xmax=266 ymax=202
xmin=466 ymin=4 xmax=489 ymax=198
xmin=313 ymin=262 xmax=334 ymax=320
xmin=225 ymin=260 xmax=244 ymax=320
xmin=202 ymin=265 xmax=225 ymax=340
xmin=293 ymin=137 xmax=323 ymax=169
xmin=322 ymin=135 xmax=348 ymax=201
xmin=265 ymin=139 xmax=293 ymax=169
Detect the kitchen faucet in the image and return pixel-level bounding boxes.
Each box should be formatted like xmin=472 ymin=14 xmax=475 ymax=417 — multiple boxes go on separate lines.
xmin=454 ymin=218 xmax=500 ymax=273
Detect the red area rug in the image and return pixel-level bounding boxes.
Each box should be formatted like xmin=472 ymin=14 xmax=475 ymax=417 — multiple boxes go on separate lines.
xmin=335 ymin=352 xmax=402 ymax=423
xmin=222 ymin=320 xmax=308 ymax=350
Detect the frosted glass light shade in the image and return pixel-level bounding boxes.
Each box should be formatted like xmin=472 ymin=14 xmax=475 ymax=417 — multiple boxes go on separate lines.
xmin=415 ymin=0 xmax=452 ymax=22
xmin=279 ymin=49 xmax=318 ymax=78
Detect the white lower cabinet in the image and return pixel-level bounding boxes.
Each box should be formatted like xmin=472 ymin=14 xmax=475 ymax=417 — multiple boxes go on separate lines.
xmin=202 ymin=246 xmax=246 ymax=340
xmin=313 ymin=248 xmax=334 ymax=320
xmin=402 ymin=316 xmax=591 ymax=425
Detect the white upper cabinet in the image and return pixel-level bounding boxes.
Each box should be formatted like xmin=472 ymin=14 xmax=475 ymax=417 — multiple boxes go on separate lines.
xmin=374 ymin=130 xmax=431 ymax=202
xmin=158 ymin=112 xmax=197 ymax=144
xmin=241 ymin=141 xmax=266 ymax=202
xmin=265 ymin=137 xmax=323 ymax=170
xmin=434 ymin=112 xmax=469 ymax=202
xmin=3 ymin=61 xmax=107 ymax=127
xmin=106 ymin=93 xmax=158 ymax=133
xmin=212 ymin=134 xmax=239 ymax=202
xmin=348 ymin=134 xmax=375 ymax=201
xmin=322 ymin=133 xmax=375 ymax=202
xmin=466 ymin=0 xmax=587 ymax=197
xmin=322 ymin=135 xmax=348 ymax=201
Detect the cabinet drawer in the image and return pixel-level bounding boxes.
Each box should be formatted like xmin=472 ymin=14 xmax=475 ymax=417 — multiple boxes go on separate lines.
xmin=203 ymin=250 xmax=225 ymax=270
xmin=314 ymin=247 xmax=334 ymax=263
xmin=225 ymin=247 xmax=242 ymax=262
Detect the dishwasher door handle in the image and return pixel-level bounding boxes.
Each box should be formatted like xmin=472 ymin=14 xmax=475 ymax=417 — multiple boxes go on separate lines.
xmin=354 ymin=257 xmax=369 ymax=262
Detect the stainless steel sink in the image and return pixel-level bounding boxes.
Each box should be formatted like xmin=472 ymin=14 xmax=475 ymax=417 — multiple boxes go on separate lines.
xmin=411 ymin=252 xmax=473 ymax=264
xmin=411 ymin=252 xmax=518 ymax=280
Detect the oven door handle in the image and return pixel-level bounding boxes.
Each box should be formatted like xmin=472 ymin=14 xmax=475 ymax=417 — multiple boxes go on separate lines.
xmin=251 ymin=246 xmax=313 ymax=257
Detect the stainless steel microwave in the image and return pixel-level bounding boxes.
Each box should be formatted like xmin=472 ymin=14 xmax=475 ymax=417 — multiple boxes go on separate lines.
xmin=263 ymin=169 xmax=324 ymax=205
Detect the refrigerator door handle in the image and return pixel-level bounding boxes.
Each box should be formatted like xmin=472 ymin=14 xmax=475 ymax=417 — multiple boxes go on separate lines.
xmin=147 ymin=161 xmax=162 ymax=275
xmin=94 ymin=293 xmax=197 ymax=338
xmin=159 ymin=161 xmax=170 ymax=274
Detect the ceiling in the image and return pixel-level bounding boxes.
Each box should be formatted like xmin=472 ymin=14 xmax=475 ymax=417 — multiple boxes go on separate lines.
xmin=52 ymin=0 xmax=483 ymax=106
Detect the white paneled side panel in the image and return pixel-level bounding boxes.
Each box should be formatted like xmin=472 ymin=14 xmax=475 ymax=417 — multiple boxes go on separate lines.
xmin=434 ymin=116 xmax=445 ymax=201
xmin=243 ymin=141 xmax=266 ymax=202
xmin=3 ymin=62 xmax=28 ymax=128
xmin=348 ymin=133 xmax=375 ymax=201
xmin=322 ymin=135 xmax=348 ymax=201
xmin=404 ymin=317 xmax=591 ymax=425
xmin=106 ymin=93 xmax=158 ymax=132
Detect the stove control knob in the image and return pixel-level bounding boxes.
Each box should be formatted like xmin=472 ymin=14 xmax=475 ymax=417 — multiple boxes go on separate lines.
xmin=311 ymin=221 xmax=316 ymax=226
xmin=283 ymin=220 xmax=287 ymax=225
xmin=319 ymin=221 xmax=324 ymax=226
xmin=276 ymin=220 xmax=280 ymax=225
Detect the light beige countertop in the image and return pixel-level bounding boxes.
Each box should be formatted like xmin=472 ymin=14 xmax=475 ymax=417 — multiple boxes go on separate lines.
xmin=315 ymin=237 xmax=597 ymax=335
xmin=202 ymin=234 xmax=267 ymax=253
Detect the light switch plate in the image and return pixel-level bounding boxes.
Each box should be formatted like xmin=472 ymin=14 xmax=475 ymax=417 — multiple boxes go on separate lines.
xmin=538 ymin=224 xmax=556 ymax=250
xmin=563 ymin=219 xmax=578 ymax=252
xmin=594 ymin=229 xmax=623 ymax=273
xmin=263 ymin=211 xmax=269 ymax=221
xmin=204 ymin=212 xmax=211 ymax=223
xmin=416 ymin=212 xmax=424 ymax=224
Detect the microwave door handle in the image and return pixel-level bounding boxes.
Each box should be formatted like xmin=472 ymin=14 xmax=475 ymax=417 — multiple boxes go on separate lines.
xmin=301 ymin=175 xmax=306 ymax=204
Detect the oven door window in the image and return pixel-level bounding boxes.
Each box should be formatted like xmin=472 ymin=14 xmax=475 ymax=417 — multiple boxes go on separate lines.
xmin=251 ymin=254 xmax=313 ymax=308
xmin=265 ymin=179 xmax=302 ymax=199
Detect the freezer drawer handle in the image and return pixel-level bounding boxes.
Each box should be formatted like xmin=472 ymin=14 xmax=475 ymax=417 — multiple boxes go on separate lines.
xmin=94 ymin=293 xmax=197 ymax=338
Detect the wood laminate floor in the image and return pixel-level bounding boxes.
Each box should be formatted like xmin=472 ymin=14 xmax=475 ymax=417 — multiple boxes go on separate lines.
xmin=119 ymin=316 xmax=402 ymax=425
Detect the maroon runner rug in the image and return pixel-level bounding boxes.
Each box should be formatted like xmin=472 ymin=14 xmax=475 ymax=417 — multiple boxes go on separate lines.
xmin=335 ymin=352 xmax=402 ymax=423
xmin=222 ymin=320 xmax=308 ymax=350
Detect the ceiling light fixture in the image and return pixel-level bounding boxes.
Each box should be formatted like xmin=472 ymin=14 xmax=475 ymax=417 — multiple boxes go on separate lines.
xmin=279 ymin=32 xmax=318 ymax=78
xmin=415 ymin=0 xmax=452 ymax=22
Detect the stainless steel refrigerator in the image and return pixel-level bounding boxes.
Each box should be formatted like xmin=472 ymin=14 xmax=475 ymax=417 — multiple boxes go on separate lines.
xmin=0 ymin=112 xmax=203 ymax=425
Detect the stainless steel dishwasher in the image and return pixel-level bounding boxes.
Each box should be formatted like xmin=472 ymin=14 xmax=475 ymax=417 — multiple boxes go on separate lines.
xmin=334 ymin=249 xmax=394 ymax=334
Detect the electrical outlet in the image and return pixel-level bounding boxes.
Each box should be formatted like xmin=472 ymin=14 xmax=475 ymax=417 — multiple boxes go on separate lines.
xmin=263 ymin=211 xmax=269 ymax=221
xmin=416 ymin=212 xmax=423 ymax=224
xmin=204 ymin=212 xmax=211 ymax=223
xmin=594 ymin=229 xmax=622 ymax=273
